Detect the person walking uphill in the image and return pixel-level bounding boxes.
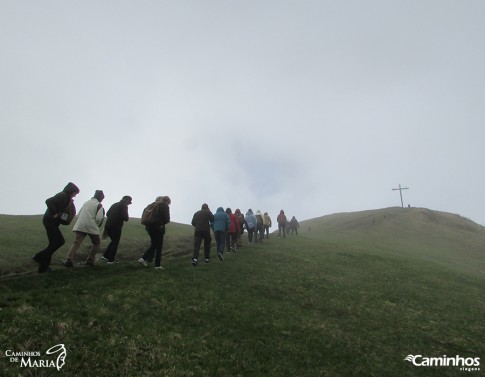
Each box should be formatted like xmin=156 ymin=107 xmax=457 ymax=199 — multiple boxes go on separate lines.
xmin=245 ymin=209 xmax=257 ymax=246
xmin=64 ymin=190 xmax=106 ymax=267
xmin=263 ymin=212 xmax=272 ymax=239
xmin=289 ymin=216 xmax=300 ymax=235
xmin=226 ymin=208 xmax=240 ymax=252
xmin=255 ymin=210 xmax=264 ymax=244
xmin=33 ymin=182 xmax=80 ymax=273
xmin=277 ymin=210 xmax=287 ymax=239
xmin=191 ymin=203 xmax=215 ymax=266
xmin=234 ymin=209 xmax=246 ymax=249
xmin=212 ymin=207 xmax=230 ymax=261
xmin=101 ymin=195 xmax=132 ymax=264
xmin=138 ymin=196 xmax=171 ymax=270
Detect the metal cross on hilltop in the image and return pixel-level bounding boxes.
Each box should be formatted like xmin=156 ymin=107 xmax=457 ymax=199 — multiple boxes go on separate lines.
xmin=392 ymin=184 xmax=409 ymax=208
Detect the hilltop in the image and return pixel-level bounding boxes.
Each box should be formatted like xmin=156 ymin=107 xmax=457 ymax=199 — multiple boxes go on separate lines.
xmin=300 ymin=207 xmax=485 ymax=277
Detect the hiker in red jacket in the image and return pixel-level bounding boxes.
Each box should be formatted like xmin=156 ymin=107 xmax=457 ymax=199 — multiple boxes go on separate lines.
xmin=225 ymin=208 xmax=240 ymax=252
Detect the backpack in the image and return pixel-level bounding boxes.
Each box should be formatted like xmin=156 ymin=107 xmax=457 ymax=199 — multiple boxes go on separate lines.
xmin=141 ymin=202 xmax=159 ymax=225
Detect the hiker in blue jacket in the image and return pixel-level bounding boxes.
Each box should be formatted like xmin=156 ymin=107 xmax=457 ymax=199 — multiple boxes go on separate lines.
xmin=212 ymin=207 xmax=230 ymax=261
xmin=245 ymin=209 xmax=257 ymax=246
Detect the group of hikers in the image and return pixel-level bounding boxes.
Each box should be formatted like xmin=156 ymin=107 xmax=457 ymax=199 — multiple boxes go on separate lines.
xmin=32 ymin=182 xmax=300 ymax=273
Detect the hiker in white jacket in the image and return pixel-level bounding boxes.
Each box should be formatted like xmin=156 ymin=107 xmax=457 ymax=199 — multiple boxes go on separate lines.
xmin=64 ymin=190 xmax=105 ymax=267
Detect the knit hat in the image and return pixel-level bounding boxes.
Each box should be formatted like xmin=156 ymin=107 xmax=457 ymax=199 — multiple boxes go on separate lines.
xmin=94 ymin=190 xmax=105 ymax=201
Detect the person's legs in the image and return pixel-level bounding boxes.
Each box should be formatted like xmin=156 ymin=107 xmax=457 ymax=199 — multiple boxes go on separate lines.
xmin=86 ymin=234 xmax=101 ymax=265
xmin=225 ymin=232 xmax=231 ymax=252
xmin=66 ymin=232 xmax=87 ymax=265
xmin=215 ymin=231 xmax=225 ymax=256
xmin=154 ymin=230 xmax=164 ymax=268
xmin=248 ymin=228 xmax=254 ymax=244
xmin=193 ymin=232 xmax=203 ymax=261
xmin=203 ymin=231 xmax=212 ymax=260
xmin=142 ymin=228 xmax=156 ymax=262
xmin=37 ymin=218 xmax=65 ymax=272
xmin=104 ymin=227 xmax=121 ymax=262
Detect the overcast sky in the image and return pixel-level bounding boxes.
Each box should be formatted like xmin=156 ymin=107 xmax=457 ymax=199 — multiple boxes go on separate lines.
xmin=1 ymin=0 xmax=484 ymax=226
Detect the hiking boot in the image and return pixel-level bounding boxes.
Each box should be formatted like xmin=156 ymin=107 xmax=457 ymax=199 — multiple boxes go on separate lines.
xmin=107 ymin=260 xmax=119 ymax=265
xmin=155 ymin=266 xmax=164 ymax=270
xmin=192 ymin=258 xmax=198 ymax=266
xmin=204 ymin=258 xmax=210 ymax=264
xmin=217 ymin=253 xmax=224 ymax=261
xmin=138 ymin=258 xmax=148 ymax=267
xmin=101 ymin=256 xmax=109 ymax=262
xmin=64 ymin=259 xmax=74 ymax=268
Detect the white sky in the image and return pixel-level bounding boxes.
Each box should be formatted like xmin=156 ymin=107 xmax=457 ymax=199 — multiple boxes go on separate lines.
xmin=1 ymin=0 xmax=484 ymax=225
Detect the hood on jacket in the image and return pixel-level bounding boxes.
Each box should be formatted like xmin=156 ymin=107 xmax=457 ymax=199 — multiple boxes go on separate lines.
xmin=121 ymin=196 xmax=133 ymax=205
xmin=246 ymin=209 xmax=253 ymax=215
xmin=63 ymin=182 xmax=80 ymax=196
xmin=256 ymin=210 xmax=262 ymax=216
xmin=216 ymin=207 xmax=225 ymax=213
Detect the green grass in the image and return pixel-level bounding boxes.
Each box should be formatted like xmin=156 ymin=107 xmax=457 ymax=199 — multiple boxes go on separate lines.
xmin=1 ymin=210 xmax=484 ymax=376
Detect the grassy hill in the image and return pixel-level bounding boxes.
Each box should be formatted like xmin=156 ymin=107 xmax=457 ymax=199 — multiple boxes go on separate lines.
xmin=300 ymin=206 xmax=485 ymax=277
xmin=0 ymin=215 xmax=194 ymax=276
xmin=1 ymin=209 xmax=484 ymax=376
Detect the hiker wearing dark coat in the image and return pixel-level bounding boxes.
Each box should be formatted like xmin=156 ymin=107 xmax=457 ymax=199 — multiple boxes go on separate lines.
xmin=102 ymin=196 xmax=132 ymax=263
xmin=191 ymin=203 xmax=215 ymax=266
xmin=33 ymin=182 xmax=80 ymax=273
xmin=234 ymin=209 xmax=246 ymax=249
xmin=289 ymin=216 xmax=300 ymax=235
xmin=138 ymin=196 xmax=171 ymax=270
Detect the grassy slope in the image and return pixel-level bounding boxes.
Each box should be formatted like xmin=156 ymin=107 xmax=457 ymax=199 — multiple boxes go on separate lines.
xmin=1 ymin=209 xmax=484 ymax=377
xmin=0 ymin=215 xmax=194 ymax=275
